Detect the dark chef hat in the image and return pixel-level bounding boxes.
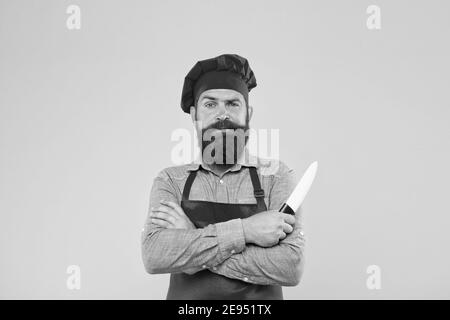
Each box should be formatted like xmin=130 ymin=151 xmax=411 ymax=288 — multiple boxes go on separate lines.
xmin=180 ymin=54 xmax=257 ymax=114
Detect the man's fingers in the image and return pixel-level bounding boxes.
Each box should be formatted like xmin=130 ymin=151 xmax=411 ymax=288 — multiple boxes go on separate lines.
xmin=279 ymin=231 xmax=287 ymax=240
xmin=160 ymin=200 xmax=186 ymax=217
xmin=151 ymin=211 xmax=176 ymax=224
xmin=282 ymin=213 xmax=296 ymax=225
xmin=152 ymin=205 xmax=178 ymax=219
xmin=282 ymin=223 xmax=293 ymax=234
xmin=150 ymin=218 xmax=174 ymax=228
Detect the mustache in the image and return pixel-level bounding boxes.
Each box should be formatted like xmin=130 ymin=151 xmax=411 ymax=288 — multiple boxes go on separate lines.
xmin=204 ymin=119 xmax=246 ymax=131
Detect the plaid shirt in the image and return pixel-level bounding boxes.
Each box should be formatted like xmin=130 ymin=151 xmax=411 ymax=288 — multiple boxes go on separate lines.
xmin=141 ymin=154 xmax=306 ymax=286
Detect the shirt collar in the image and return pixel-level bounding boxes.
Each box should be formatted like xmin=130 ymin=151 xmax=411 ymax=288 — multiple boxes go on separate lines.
xmin=186 ymin=148 xmax=258 ymax=173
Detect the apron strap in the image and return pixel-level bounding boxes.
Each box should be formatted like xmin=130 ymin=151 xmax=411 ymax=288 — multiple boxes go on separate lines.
xmin=182 ymin=170 xmax=198 ymax=201
xmin=249 ymin=167 xmax=267 ymax=211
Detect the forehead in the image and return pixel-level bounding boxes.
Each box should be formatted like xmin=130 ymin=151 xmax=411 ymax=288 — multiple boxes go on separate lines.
xmin=198 ymin=89 xmax=245 ymax=102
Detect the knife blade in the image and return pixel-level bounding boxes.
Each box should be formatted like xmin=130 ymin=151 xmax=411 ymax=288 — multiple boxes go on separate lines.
xmin=279 ymin=161 xmax=318 ymax=214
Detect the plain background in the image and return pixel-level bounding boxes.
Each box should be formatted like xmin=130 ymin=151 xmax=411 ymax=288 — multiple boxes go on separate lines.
xmin=1 ymin=0 xmax=449 ymax=299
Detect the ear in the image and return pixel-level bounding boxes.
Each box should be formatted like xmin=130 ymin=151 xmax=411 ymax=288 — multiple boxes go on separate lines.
xmin=190 ymin=105 xmax=196 ymax=123
xmin=247 ymin=105 xmax=254 ymax=122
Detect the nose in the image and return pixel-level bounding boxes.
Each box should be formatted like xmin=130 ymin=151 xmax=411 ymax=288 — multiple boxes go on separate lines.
xmin=216 ymin=113 xmax=229 ymax=122
xmin=216 ymin=108 xmax=230 ymax=121
xmin=214 ymin=101 xmax=230 ymax=122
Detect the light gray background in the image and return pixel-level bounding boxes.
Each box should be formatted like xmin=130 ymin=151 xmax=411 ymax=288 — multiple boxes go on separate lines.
xmin=1 ymin=0 xmax=449 ymax=299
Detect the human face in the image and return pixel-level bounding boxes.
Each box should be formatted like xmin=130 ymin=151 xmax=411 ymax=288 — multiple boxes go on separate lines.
xmin=190 ymin=89 xmax=254 ymax=165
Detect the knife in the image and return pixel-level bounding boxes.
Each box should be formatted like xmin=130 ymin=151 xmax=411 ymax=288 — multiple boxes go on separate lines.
xmin=279 ymin=161 xmax=318 ymax=215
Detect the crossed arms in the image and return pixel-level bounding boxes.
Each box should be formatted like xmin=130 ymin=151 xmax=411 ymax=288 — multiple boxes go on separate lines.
xmin=141 ymin=167 xmax=306 ymax=286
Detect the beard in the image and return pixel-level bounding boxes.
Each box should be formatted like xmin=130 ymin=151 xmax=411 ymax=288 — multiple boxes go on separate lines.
xmin=200 ymin=118 xmax=250 ymax=166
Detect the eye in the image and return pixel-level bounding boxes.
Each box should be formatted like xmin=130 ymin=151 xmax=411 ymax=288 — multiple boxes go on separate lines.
xmin=204 ymin=102 xmax=216 ymax=108
xmin=228 ymin=102 xmax=240 ymax=107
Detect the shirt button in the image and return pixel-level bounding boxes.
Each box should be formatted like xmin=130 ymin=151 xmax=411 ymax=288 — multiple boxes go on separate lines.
xmin=243 ymin=277 xmax=249 ymax=282
xmin=219 ymin=179 xmax=224 ymax=184
xmin=230 ymin=249 xmax=235 ymax=254
xmin=212 ymin=266 xmax=217 ymax=271
xmin=202 ymin=265 xmax=207 ymax=269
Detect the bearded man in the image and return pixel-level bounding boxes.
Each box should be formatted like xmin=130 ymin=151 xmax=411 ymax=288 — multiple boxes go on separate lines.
xmin=141 ymin=54 xmax=305 ymax=300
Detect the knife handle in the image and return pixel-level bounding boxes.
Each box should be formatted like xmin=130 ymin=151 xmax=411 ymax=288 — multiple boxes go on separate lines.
xmin=279 ymin=203 xmax=295 ymax=215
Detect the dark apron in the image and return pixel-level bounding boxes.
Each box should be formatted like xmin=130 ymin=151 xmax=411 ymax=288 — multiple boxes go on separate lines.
xmin=166 ymin=167 xmax=283 ymax=300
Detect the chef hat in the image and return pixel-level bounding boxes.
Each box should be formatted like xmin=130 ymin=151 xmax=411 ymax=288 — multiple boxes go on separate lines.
xmin=180 ymin=54 xmax=257 ymax=114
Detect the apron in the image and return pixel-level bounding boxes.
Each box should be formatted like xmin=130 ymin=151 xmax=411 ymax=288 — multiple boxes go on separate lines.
xmin=166 ymin=167 xmax=283 ymax=300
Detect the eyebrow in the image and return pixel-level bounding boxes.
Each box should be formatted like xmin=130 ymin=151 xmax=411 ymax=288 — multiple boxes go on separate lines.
xmin=201 ymin=96 xmax=242 ymax=103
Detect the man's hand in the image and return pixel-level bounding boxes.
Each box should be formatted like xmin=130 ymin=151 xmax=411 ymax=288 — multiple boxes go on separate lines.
xmin=150 ymin=200 xmax=196 ymax=230
xmin=241 ymin=210 xmax=295 ymax=247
